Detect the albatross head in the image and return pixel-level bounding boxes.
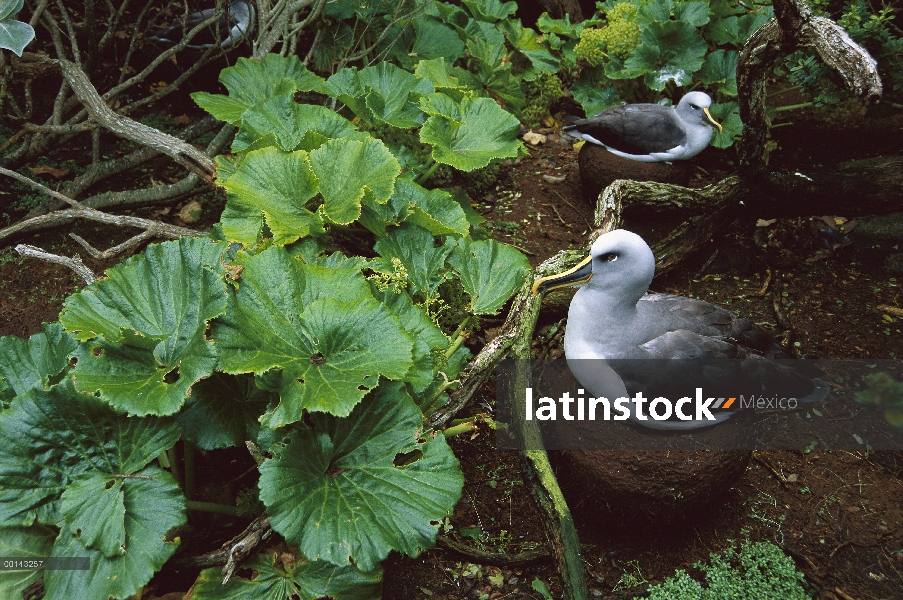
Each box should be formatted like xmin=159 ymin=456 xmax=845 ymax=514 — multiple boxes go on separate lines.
xmin=677 ymin=91 xmax=722 ymax=134
xmin=532 ymin=229 xmax=655 ymax=307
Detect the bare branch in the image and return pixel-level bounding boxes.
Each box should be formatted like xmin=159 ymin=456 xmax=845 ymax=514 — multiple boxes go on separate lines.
xmin=58 ymin=60 xmax=217 ymax=182
xmin=70 ymin=228 xmax=158 ymax=260
xmin=14 ymin=244 xmax=97 ymax=285
xmin=0 ymin=207 xmax=204 ymax=244
xmin=0 ymin=166 xmax=81 ymax=208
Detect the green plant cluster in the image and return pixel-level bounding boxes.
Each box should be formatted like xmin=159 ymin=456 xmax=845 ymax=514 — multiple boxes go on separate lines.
xmin=0 ymin=52 xmax=532 ymax=600
xmin=642 ymin=540 xmax=813 ymax=599
xmin=521 ymin=73 xmax=565 ymax=128
xmin=575 ymin=2 xmax=641 ymax=63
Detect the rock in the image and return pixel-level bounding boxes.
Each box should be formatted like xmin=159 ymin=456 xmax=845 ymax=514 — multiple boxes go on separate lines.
xmin=848 ymin=212 xmax=903 ymax=272
xmin=177 ymin=200 xmax=203 ymax=224
xmin=576 ymin=143 xmax=693 ymax=206
xmin=549 ymin=415 xmax=753 ymax=529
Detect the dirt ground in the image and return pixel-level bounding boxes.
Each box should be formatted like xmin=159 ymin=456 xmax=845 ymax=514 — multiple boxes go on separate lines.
xmin=2 ymin=81 xmax=903 ymax=600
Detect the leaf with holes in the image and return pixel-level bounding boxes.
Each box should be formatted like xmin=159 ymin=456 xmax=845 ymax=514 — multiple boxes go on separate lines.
xmin=191 ymin=553 xmax=383 ymax=600
xmin=420 ymin=96 xmax=523 ymax=171
xmin=448 ymin=237 xmax=530 ymax=314
xmin=59 ymin=238 xmax=228 ymax=416
xmin=212 ymin=247 xmax=413 ymax=425
xmin=0 ymin=379 xmax=181 ymax=526
xmin=259 ymin=382 xmax=463 ymax=571
xmin=0 ymin=379 xmax=183 ymax=600
xmin=0 ymin=322 xmax=77 ymax=397
xmin=309 ymin=137 xmax=401 ymax=225
xmin=192 ymin=54 xmax=325 ymax=125
xmin=221 ymin=147 xmax=323 ymax=245
xmin=45 ymin=466 xmax=184 ymax=600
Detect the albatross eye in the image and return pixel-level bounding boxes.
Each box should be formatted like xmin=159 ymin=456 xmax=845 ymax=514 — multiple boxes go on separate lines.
xmin=600 ymin=253 xmax=617 ymax=262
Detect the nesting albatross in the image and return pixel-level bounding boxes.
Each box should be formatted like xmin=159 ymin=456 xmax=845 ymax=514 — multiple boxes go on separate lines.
xmin=563 ymin=91 xmax=722 ymax=162
xmin=147 ymin=0 xmax=255 ymax=49
xmin=532 ymin=230 xmax=829 ymax=430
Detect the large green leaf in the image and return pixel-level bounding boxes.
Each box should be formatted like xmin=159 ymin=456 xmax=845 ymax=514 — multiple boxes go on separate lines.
xmin=674 ymin=1 xmax=710 ymax=27
xmin=403 ymin=16 xmax=467 ymax=70
xmin=448 ymin=237 xmax=530 ymax=314
xmin=698 ymin=49 xmax=739 ymax=96
xmin=212 ymin=247 xmax=413 ymax=424
xmin=571 ymin=65 xmax=623 ymax=116
xmin=498 ymin=20 xmax=560 ymax=80
xmin=60 ymin=238 xmax=228 ymax=416
xmin=420 ymin=96 xmax=523 ymax=171
xmin=59 ymin=472 xmax=126 ymax=557
xmin=359 ymin=62 xmax=436 ymax=128
xmin=0 ymin=525 xmax=55 ymax=599
xmin=709 ymin=101 xmax=743 ymax=148
xmin=192 ymin=54 xmax=325 ymax=124
xmin=177 ymin=373 xmax=273 ymax=450
xmin=624 ymin=21 xmax=708 ymax=91
xmin=259 ymin=382 xmax=463 ymax=571
xmin=414 ymin=58 xmax=481 ymax=100
xmin=192 ymin=553 xmax=383 ymax=600
xmin=372 ymin=288 xmax=449 ymax=394
xmin=309 ymin=137 xmax=401 ymax=224
xmin=45 ymin=466 xmax=183 ymax=600
xmin=372 ymin=224 xmax=454 ymax=301
xmin=461 ymin=0 xmax=517 ymax=22
xmin=221 ymin=147 xmax=323 ymax=244
xmin=233 ymin=95 xmax=368 ymax=153
xmin=0 ymin=378 xmax=181 ymax=531
xmin=705 ymin=13 xmax=772 ymax=47
xmin=395 ymin=179 xmax=469 ymax=236
xmin=0 ymin=322 xmax=77 ymax=397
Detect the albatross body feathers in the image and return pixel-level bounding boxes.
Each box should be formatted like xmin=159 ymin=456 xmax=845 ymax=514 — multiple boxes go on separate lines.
xmin=533 ymin=230 xmax=829 ymax=430
xmin=563 ymin=91 xmax=722 ymax=162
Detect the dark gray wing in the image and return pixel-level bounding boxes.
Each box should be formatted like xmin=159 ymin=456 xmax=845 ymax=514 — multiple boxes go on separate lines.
xmin=642 ymin=293 xmax=788 ymax=357
xmin=562 ymin=105 xmax=687 ymax=154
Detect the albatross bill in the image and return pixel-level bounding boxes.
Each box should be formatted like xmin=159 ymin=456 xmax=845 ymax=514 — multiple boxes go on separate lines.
xmin=562 ymin=91 xmax=722 ymax=163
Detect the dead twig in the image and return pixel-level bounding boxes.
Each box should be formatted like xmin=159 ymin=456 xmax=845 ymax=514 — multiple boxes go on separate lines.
xmin=14 ymin=244 xmax=96 ymax=285
xmin=69 ymin=229 xmax=157 ymax=260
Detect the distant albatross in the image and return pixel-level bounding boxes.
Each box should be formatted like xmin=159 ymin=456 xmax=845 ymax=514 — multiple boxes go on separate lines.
xmin=562 ymin=91 xmax=722 ymax=162
xmin=532 ymin=230 xmax=830 ymax=430
xmin=147 ymin=0 xmax=255 ymax=49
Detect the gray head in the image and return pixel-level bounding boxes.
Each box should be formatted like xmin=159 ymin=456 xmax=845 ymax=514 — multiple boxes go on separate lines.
xmin=533 ymin=229 xmax=655 ymax=307
xmin=676 ymin=91 xmax=722 ymax=133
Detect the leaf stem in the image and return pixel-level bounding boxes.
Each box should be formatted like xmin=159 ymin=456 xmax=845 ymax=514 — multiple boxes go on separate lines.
xmin=443 ymin=414 xmax=495 ymax=438
xmin=766 ymin=85 xmax=802 ymax=100
xmin=773 ymin=102 xmax=813 ymax=112
xmin=167 ymin=446 xmax=181 ymax=488
xmin=185 ymin=501 xmax=241 ymax=516
xmin=445 ymin=315 xmax=473 ymax=360
xmin=421 ymin=371 xmax=459 ymax=415
xmin=414 ymin=156 xmax=440 ymax=186
xmin=184 ymin=441 xmax=196 ymax=502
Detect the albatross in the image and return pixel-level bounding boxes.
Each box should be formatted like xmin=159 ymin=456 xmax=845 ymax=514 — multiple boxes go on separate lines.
xmin=532 ymin=230 xmax=829 ymax=430
xmin=562 ymin=91 xmax=722 ymax=162
xmin=147 ymin=0 xmax=255 ymax=49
